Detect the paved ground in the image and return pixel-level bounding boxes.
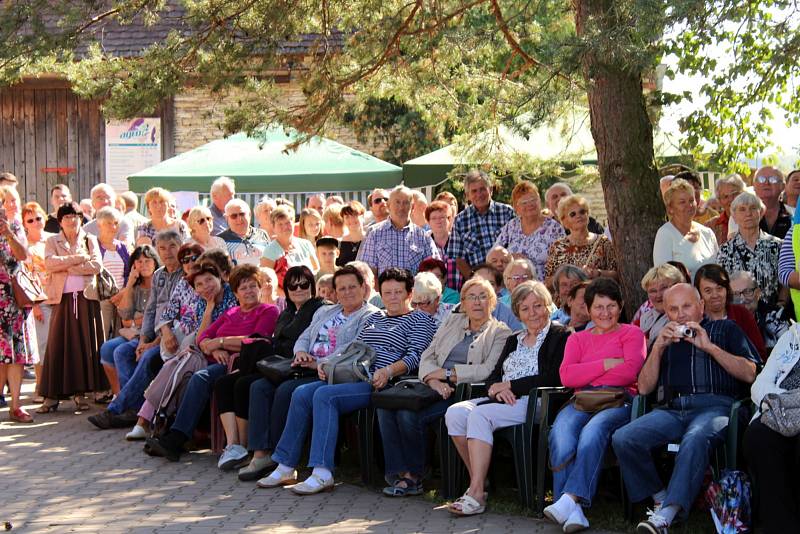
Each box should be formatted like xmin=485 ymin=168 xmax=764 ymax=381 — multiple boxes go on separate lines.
xmin=0 ymin=380 xmax=582 ymax=534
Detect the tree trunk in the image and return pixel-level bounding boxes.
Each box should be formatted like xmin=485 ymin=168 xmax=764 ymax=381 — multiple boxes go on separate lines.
xmin=575 ymin=0 xmax=665 ymax=316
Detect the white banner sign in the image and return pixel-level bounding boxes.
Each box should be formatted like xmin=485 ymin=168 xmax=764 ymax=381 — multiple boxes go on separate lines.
xmin=105 ymin=118 xmax=162 ymax=193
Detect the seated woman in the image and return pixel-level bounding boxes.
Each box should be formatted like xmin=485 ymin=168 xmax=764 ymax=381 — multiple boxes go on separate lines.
xmin=694 ymin=263 xmax=767 ymax=360
xmin=544 ymin=278 xmax=646 ymax=532
xmin=237 ymin=266 xmax=327 ymax=480
xmin=444 ymin=281 xmax=570 ymax=515
xmin=378 ymin=277 xmax=512 ymax=498
xmin=744 ymin=326 xmax=800 ymax=533
xmin=410 ymin=271 xmax=453 ymax=324
xmin=501 ymin=258 xmax=536 ymax=307
xmin=418 ymin=257 xmax=460 ymax=304
xmin=145 ymin=264 xmax=279 ymax=461
xmin=99 ymin=245 xmax=161 ymax=395
xmin=633 ymin=263 xmax=685 ymax=350
xmin=259 ymin=268 xmax=437 ymax=494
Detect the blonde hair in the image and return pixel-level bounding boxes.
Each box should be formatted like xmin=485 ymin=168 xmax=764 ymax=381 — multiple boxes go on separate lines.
xmin=270 ymin=205 xmax=295 ymax=226
xmin=187 ymin=206 xmax=213 ymax=228
xmin=144 ymin=187 xmax=173 ymax=207
xmin=556 ymin=194 xmax=589 ymax=222
xmin=640 ymin=263 xmax=685 ymax=291
xmin=22 ymin=201 xmax=46 ymax=221
xmin=323 ymin=204 xmax=343 ymax=227
xmin=662 ymin=178 xmax=695 ymax=209
xmin=460 ymin=277 xmax=497 ymax=312
xmin=298 ymin=208 xmax=324 ymax=241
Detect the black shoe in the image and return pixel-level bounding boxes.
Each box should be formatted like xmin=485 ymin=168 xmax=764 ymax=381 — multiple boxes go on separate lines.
xmin=109 ymin=410 xmax=138 ymax=428
xmin=88 ymin=410 xmax=115 ymax=430
xmin=145 ymin=431 xmax=185 ymax=462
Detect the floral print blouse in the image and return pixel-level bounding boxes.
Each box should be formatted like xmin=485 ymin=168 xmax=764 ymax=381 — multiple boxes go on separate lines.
xmin=717 ymin=231 xmax=782 ymax=305
xmin=494 ymin=217 xmax=565 ymax=280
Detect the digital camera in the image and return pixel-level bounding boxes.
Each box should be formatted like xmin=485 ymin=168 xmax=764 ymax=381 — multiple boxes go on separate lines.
xmin=677 ymin=325 xmax=695 ymax=338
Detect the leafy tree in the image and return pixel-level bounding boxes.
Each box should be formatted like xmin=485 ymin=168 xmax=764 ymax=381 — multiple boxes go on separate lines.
xmin=3 ymin=0 xmax=797 ymax=310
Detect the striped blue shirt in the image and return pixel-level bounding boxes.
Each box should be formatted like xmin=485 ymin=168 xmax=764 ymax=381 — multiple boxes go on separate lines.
xmin=357 ymin=310 xmax=438 ymax=373
xmin=658 ymin=318 xmax=760 ymax=398
xmin=778 ymin=226 xmax=795 ymax=286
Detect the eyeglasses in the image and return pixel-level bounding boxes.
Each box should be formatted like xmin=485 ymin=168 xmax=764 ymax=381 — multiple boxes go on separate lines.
xmin=464 ymin=293 xmax=489 ymax=302
xmin=228 ymin=212 xmax=247 ymax=220
xmin=25 ymin=216 xmax=43 ymax=224
xmin=286 ymin=280 xmax=311 ymax=291
xmin=755 ymin=175 xmax=783 ymax=185
xmin=179 ymin=254 xmax=200 ymax=264
xmin=372 ymin=197 xmax=388 ymax=205
xmin=732 ymin=287 xmax=757 ymax=299
xmin=568 ymin=208 xmax=588 ymax=218
xmin=195 ymin=217 xmax=211 ymax=224
xmin=411 ymin=300 xmax=432 ymax=307
xmin=506 ymin=274 xmax=530 ymax=282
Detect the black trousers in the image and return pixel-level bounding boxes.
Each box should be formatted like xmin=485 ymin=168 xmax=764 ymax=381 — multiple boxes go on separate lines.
xmin=743 ymin=417 xmax=800 ymax=533
xmin=213 ymin=371 xmax=261 ymax=418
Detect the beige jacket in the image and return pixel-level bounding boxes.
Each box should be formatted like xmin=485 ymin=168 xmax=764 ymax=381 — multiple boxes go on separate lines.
xmin=44 ymin=231 xmax=102 ymax=305
xmin=418 ymin=311 xmax=512 ymax=384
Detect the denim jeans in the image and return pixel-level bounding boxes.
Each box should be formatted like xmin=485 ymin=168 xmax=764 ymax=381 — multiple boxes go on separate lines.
xmin=247 ymin=376 xmax=317 ymax=452
xmin=272 ymin=380 xmax=373 ymax=471
xmin=611 ymin=393 xmax=732 ymax=514
xmin=107 ymin=345 xmax=161 ymax=415
xmin=549 ymin=401 xmax=632 ymax=507
xmin=170 ymin=363 xmax=227 ymax=438
xmin=377 ymin=399 xmax=452 ymax=478
xmin=100 ymin=336 xmax=129 ymax=367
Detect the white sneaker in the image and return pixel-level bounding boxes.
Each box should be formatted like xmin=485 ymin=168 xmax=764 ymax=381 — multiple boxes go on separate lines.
xmin=636 ymin=514 xmax=670 ymax=534
xmin=563 ymin=506 xmax=590 ymax=533
xmin=125 ymin=425 xmax=148 ymax=441
xmin=217 ymin=444 xmax=248 ymax=470
xmin=544 ymin=494 xmax=577 ymax=525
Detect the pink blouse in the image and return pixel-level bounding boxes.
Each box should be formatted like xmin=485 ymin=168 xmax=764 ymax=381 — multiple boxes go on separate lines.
xmin=559 ymin=323 xmax=646 ymax=395
xmin=198 ymin=303 xmax=280 ymax=363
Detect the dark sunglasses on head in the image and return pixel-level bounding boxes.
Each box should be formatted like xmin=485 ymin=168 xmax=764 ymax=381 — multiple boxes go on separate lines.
xmin=179 ymin=254 xmax=200 ymax=264
xmin=286 ymin=280 xmax=312 ymax=291
xmin=25 ymin=216 xmax=43 ymax=224
xmin=228 ymin=212 xmax=247 ymax=220
xmin=568 ymin=208 xmax=588 ymax=218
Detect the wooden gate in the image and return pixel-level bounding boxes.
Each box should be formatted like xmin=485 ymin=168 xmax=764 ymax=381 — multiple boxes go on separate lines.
xmin=0 ymin=80 xmax=106 ymax=206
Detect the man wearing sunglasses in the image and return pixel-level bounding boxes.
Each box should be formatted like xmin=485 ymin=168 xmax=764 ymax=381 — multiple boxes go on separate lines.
xmin=218 ymin=199 xmax=270 ymax=266
xmin=364 ymin=188 xmax=390 ymax=229
xmin=754 ymin=166 xmax=791 ymax=239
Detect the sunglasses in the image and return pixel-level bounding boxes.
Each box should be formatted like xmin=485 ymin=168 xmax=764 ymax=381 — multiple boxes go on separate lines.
xmin=372 ymin=197 xmax=388 ymax=205
xmin=25 ymin=216 xmax=43 ymax=224
xmin=179 ymin=254 xmax=200 ymax=264
xmin=755 ymin=175 xmax=782 ymax=185
xmin=568 ymin=208 xmax=588 ymax=218
xmin=227 ymin=212 xmax=247 ymax=220
xmin=286 ymin=280 xmax=312 ymax=291
xmin=195 ymin=217 xmax=211 ymax=224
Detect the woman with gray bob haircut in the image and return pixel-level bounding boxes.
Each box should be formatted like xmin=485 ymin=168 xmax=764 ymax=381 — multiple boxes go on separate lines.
xmin=411 ymin=271 xmax=452 ymax=323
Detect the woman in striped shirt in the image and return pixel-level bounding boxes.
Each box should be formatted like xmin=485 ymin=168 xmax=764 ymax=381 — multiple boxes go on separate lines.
xmin=260 ymin=268 xmax=438 ymax=494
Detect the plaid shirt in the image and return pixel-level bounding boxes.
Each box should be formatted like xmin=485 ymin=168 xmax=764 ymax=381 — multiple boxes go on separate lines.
xmin=446 ymin=201 xmax=515 ymax=267
xmin=432 ymin=236 xmax=462 ymax=291
xmin=356 ymin=218 xmax=440 ymax=275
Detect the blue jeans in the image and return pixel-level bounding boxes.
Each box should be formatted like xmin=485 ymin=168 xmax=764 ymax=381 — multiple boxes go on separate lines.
xmin=612 ymin=393 xmax=732 ymax=514
xmin=549 ymin=401 xmax=632 ymax=507
xmin=100 ymin=336 xmax=129 ymax=367
xmin=171 ymin=363 xmax=227 ymax=437
xmin=247 ymin=376 xmax=317 ymax=452
xmin=272 ymin=380 xmax=373 ymax=471
xmin=107 ymin=345 xmax=161 ymax=415
xmin=377 ymin=399 xmax=452 ymax=478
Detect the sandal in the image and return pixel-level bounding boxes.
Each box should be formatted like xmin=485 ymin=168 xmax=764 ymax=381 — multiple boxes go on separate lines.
xmin=448 ymin=493 xmax=486 ymax=516
xmin=382 ymin=477 xmax=423 ymax=497
xmin=73 ymin=395 xmax=90 ymax=412
xmin=36 ymin=400 xmax=60 ymax=414
xmin=9 ymin=407 xmax=34 ymax=423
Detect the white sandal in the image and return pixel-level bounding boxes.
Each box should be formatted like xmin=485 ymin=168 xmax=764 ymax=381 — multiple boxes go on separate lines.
xmin=448 ymin=493 xmax=486 ymax=516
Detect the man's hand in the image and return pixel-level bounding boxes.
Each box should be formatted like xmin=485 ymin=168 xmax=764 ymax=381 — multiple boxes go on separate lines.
xmin=684 ymin=321 xmax=715 ymax=353
xmin=654 ymin=321 xmax=683 ymax=349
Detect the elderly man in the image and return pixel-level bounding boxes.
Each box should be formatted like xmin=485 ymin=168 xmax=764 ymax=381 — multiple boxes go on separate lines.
xmin=612 ymin=283 xmax=759 ymax=534
xmin=44 ymin=184 xmax=85 ymax=233
xmin=357 ymin=186 xmax=439 ymax=276
xmin=82 ymin=183 xmax=135 ymax=245
xmin=704 ymin=173 xmax=746 ymax=245
xmin=447 ymin=170 xmax=515 ymax=280
xmin=88 ymin=231 xmax=184 ymax=430
xmin=730 ymin=270 xmax=789 ymax=351
xmin=754 ymin=166 xmax=791 ymax=239
xmin=119 ymin=191 xmax=150 ymax=233
xmin=545 ymin=182 xmax=604 ymax=234
xmin=209 ymin=176 xmax=236 ymax=235
xmin=306 ymin=193 xmax=325 ymax=213
xmin=485 ymin=245 xmax=511 ymax=274
xmin=217 ymin=198 xmax=270 ymax=265
xmin=364 ymin=188 xmax=390 ymax=228
xmin=410 ymin=190 xmax=429 ymax=230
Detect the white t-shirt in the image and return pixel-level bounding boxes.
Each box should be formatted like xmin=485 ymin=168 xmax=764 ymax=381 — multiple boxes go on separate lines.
xmin=652 ymin=221 xmax=719 ymax=278
xmin=262 ymin=237 xmax=318 ymax=272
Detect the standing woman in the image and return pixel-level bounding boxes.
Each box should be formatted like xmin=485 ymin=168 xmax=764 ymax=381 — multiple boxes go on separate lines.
xmin=338 ymin=201 xmax=366 ymax=266
xmin=0 ymin=186 xmax=35 ymax=422
xmin=38 ymin=202 xmax=105 ymax=413
xmin=297 ymin=208 xmax=324 ymax=244
xmin=95 ymin=206 xmax=131 ymax=340
xmin=136 ymin=187 xmax=190 ymax=246
xmin=494 ymin=181 xmax=565 ymax=281
xmin=22 ymin=201 xmax=54 ymax=401
xmin=261 ymin=206 xmax=319 ymax=275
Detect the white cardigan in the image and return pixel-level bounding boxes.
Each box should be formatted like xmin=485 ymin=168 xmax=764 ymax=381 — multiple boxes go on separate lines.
xmin=751 ymin=323 xmax=800 ymax=418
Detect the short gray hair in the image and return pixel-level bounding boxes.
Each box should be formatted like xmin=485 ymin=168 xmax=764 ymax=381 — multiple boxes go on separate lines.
xmin=224 ymin=198 xmax=250 ymax=216
xmin=90 ymin=183 xmax=116 ymax=201
xmin=546 ymin=182 xmax=573 ymax=197
xmin=503 ymin=257 xmax=535 ymax=280
xmin=154 ymin=229 xmax=182 ymax=246
xmin=211 ymin=176 xmax=235 ymax=195
xmin=511 ymin=280 xmax=553 ymax=318
xmin=464 ymin=169 xmax=492 ymax=189
xmin=714 ymin=173 xmax=746 ymax=196
xmin=413 ymin=271 xmax=442 ymax=303
xmin=552 ymin=264 xmax=589 ymax=293
xmin=95 ymin=206 xmax=123 ymax=224
xmin=730 ymin=190 xmax=765 ymax=212
xmin=730 ymin=270 xmax=756 ymax=286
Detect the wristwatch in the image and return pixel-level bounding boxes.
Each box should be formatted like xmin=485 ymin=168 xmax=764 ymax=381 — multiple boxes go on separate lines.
xmin=445 ymin=368 xmax=453 ymax=385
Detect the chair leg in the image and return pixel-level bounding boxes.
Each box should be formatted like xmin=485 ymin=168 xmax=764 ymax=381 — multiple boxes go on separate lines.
xmin=357 ymin=407 xmax=378 ymax=487
xmin=511 ymin=425 xmax=535 ymax=510
xmin=535 ymin=424 xmax=549 ymax=517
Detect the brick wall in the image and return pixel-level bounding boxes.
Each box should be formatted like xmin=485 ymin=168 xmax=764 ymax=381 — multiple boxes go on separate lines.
xmin=171 ymin=84 xmax=384 ymax=157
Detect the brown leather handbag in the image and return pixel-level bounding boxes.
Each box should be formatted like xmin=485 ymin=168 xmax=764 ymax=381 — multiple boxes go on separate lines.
xmin=11 ymin=265 xmax=47 ymax=308
xmin=573 ymin=388 xmax=626 ymax=413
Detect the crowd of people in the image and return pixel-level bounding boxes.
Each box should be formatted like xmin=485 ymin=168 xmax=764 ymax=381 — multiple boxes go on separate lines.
xmin=1 ymin=165 xmax=799 ymax=533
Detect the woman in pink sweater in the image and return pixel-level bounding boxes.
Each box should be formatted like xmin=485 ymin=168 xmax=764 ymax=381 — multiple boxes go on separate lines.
xmin=543 ymin=278 xmax=646 ymax=533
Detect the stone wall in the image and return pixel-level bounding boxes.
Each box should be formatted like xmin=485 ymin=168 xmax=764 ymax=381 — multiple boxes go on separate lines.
xmin=171 ymin=83 xmax=384 ymax=157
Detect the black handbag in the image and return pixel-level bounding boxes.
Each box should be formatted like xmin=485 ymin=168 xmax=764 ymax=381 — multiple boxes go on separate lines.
xmin=236 ymin=338 xmax=274 ymax=375
xmin=371 ymin=379 xmax=442 ymax=411
xmin=256 ymin=355 xmax=316 ymax=385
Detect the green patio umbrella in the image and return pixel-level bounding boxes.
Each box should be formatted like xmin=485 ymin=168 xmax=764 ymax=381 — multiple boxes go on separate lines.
xmin=127 ymin=128 xmax=403 ymax=193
